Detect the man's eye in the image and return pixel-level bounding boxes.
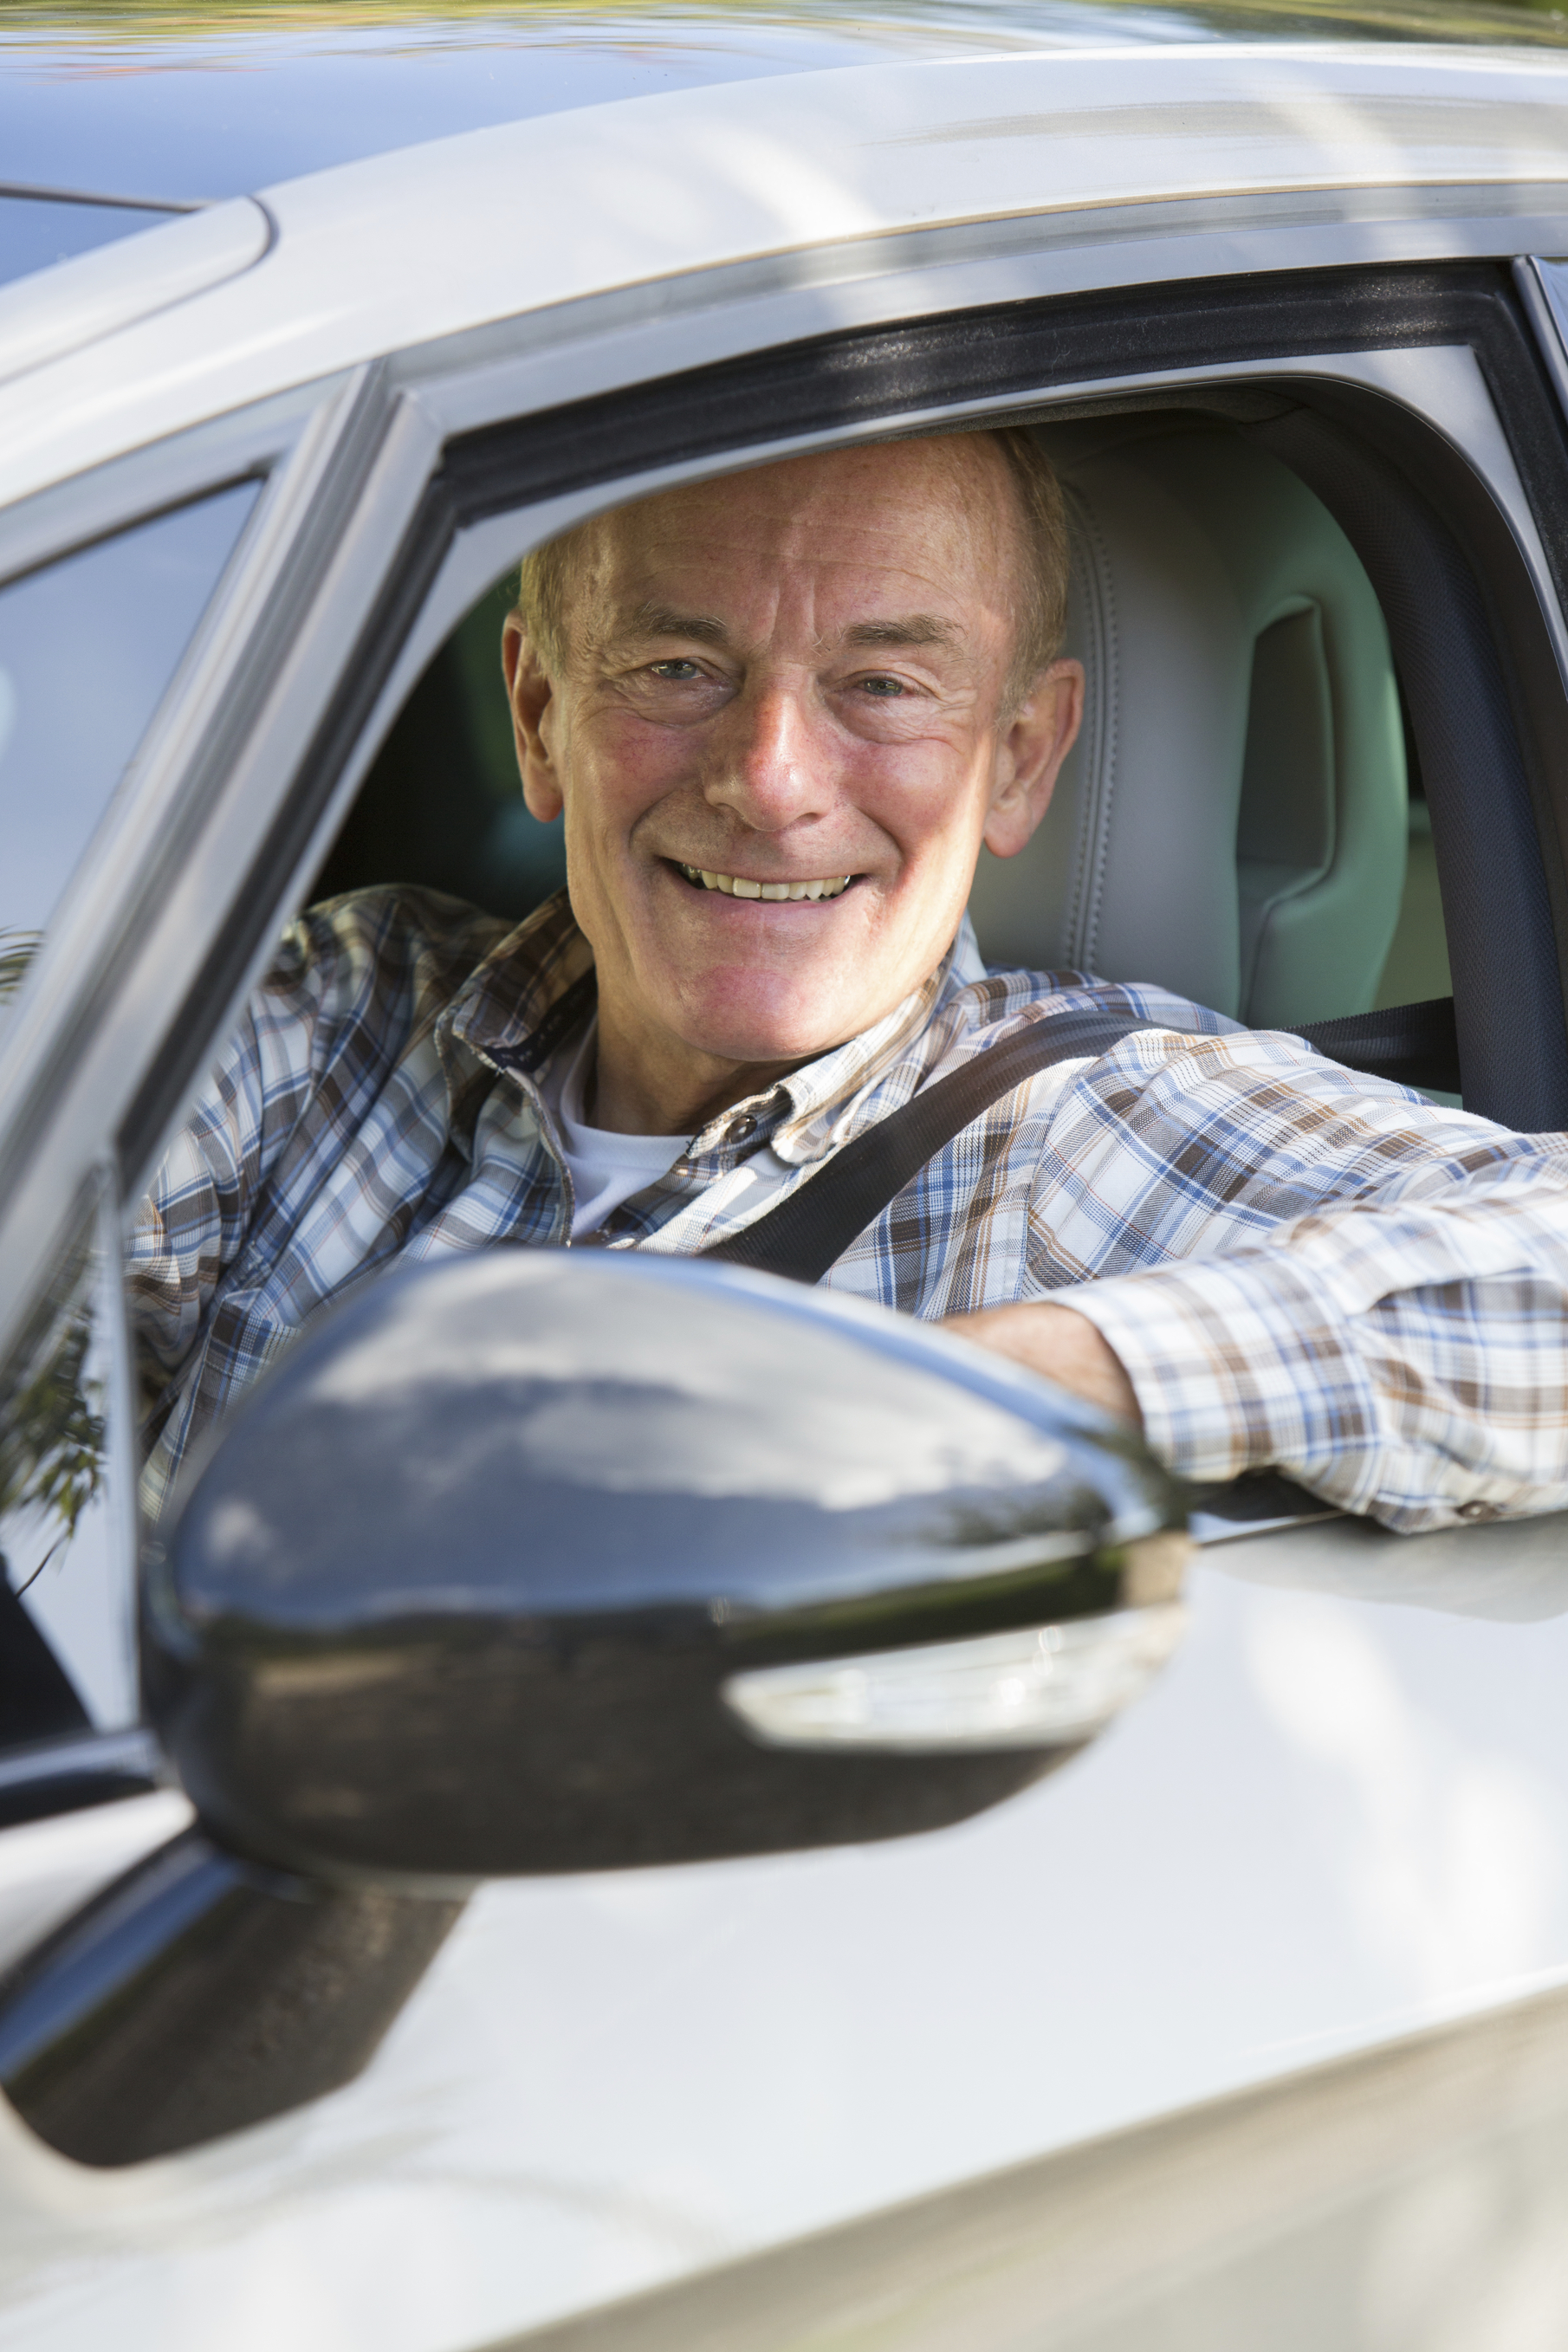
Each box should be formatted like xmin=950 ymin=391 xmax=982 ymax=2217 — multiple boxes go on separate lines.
xmin=859 ymin=675 xmax=907 ymax=697
xmin=647 ymin=659 xmax=703 ymax=681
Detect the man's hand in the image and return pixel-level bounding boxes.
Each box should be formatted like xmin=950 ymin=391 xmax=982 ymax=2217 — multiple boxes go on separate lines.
xmin=941 ymin=1303 xmax=1144 ymax=1428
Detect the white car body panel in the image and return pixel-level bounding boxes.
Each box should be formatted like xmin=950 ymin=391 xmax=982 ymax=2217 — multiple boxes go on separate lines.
xmin=4 ymin=47 xmax=1568 ymax=509
xmin=0 ymin=199 xmax=270 ymax=394
xmin=3 ymin=1521 xmax=1568 ymax=2351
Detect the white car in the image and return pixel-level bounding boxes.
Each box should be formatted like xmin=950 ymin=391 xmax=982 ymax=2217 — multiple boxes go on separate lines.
xmin=3 ymin=5 xmax=1568 ymax=2346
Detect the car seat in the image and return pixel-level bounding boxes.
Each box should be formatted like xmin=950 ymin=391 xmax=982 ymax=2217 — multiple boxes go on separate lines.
xmin=966 ymin=419 xmax=1409 ymax=1028
xmin=311 ymin=579 xmax=567 ymax=923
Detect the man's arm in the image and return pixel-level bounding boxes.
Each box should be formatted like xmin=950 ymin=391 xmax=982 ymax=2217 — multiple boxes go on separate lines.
xmin=949 ymin=1302 xmax=1144 ymax=1428
xmin=944 ymin=1030 xmax=1568 ymax=1533
xmin=127 ymin=887 xmax=483 ymax=1386
xmin=126 ymin=911 xmax=342 ymax=1390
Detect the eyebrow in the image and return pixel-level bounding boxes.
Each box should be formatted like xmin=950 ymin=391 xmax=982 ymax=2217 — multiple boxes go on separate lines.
xmin=843 ymin=614 xmax=962 ymax=651
xmin=608 ymin=605 xmax=964 ymax=654
xmin=617 ymin=601 xmax=732 ymax=646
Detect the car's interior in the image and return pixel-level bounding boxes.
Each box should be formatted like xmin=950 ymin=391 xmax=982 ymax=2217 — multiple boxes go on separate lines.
xmin=309 ymin=410 xmax=1452 ymax=1039
xmin=0 ymin=401 xmax=1490 ymax=1824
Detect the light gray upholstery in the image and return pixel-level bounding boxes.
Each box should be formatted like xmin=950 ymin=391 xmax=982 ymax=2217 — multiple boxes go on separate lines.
xmin=966 ymin=419 xmax=1408 ymax=1026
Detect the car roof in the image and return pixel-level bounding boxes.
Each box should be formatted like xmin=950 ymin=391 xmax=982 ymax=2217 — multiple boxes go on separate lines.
xmin=5 ymin=0 xmax=1568 ymax=208
xmin=6 ymin=30 xmax=1568 ymax=519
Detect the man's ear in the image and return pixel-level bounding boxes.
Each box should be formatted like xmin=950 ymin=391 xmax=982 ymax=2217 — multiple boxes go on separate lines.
xmin=502 ymin=612 xmax=564 ymax=823
xmin=982 ymin=658 xmax=1084 ymax=860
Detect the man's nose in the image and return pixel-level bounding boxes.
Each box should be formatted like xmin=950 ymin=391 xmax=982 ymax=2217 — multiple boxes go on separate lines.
xmin=704 ymin=684 xmax=827 ymax=833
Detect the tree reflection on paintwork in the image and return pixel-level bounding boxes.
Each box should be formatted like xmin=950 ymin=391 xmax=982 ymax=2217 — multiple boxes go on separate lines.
xmin=0 ymin=932 xmax=106 ymax=1589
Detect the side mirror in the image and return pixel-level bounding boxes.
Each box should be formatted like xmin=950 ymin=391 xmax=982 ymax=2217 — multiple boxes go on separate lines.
xmin=0 ymin=1254 xmax=1189 ymax=2162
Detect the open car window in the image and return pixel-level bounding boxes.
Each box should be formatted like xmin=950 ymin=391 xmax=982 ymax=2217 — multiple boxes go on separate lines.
xmin=312 ymin=425 xmax=1439 ymax=1033
xmin=311 ymin=577 xmax=565 ymax=926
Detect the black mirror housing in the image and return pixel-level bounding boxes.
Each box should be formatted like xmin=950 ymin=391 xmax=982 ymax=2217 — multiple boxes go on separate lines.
xmin=146 ymin=1254 xmax=1188 ymax=1884
xmin=1 ymin=1254 xmax=1191 ymax=2167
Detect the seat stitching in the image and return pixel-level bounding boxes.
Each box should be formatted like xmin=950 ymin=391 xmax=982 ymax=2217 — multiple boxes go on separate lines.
xmin=1065 ymin=489 xmax=1119 ymax=974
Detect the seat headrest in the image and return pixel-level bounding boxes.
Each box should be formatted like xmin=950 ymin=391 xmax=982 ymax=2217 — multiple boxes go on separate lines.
xmin=967 ymin=420 xmax=1408 ymax=1027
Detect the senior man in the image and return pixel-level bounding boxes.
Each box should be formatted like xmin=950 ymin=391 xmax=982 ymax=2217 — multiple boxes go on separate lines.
xmin=131 ymin=428 xmax=1568 ymax=1532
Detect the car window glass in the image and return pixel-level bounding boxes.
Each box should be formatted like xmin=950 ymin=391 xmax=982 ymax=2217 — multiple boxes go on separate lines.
xmin=0 ymin=481 xmax=260 ymax=1001
xmin=1 ymin=1188 xmax=134 ymax=1741
xmin=0 ymin=192 xmax=173 ymax=290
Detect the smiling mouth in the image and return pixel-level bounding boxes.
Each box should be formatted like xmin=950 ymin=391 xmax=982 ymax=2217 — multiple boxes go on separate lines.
xmin=676 ymin=864 xmax=855 ymax=902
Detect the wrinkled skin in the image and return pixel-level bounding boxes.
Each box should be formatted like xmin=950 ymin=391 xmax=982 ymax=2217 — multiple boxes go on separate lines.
xmin=503 ymin=435 xmax=1139 ymax=1426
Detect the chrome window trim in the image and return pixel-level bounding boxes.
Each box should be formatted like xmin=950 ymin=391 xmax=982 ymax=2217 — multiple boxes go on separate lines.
xmin=1210 ymin=1499 xmax=1568 ymax=1621
xmin=1517 ymin=253 xmax=1568 ymax=424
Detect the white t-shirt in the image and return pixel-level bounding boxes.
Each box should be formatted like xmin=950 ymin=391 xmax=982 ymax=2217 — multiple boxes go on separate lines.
xmin=543 ymin=1017 xmax=793 ymax=1238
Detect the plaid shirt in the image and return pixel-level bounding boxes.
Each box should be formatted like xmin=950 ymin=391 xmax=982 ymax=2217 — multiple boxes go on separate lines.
xmin=129 ymin=885 xmax=1568 ymax=1533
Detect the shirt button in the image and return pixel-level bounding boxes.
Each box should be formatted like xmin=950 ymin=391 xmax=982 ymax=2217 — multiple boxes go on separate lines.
xmin=671 ymin=1158 xmax=694 ymax=1178
xmin=729 ymin=1115 xmax=757 ymax=1144
xmin=1456 ymin=1500 xmax=1500 ymax=1522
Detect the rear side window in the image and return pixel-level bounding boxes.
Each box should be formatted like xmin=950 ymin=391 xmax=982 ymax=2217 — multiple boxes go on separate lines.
xmin=0 ymin=482 xmax=260 ymax=998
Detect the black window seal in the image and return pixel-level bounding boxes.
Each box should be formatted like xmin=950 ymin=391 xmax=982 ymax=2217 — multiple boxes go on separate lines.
xmin=0 ymin=183 xmax=195 ymax=217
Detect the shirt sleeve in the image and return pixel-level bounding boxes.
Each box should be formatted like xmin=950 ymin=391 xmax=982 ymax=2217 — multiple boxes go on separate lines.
xmin=126 ymin=885 xmax=514 ymax=1417
xmin=124 ymin=910 xmax=345 ymax=1396
xmin=1035 ymin=1031 xmax=1568 ymax=1532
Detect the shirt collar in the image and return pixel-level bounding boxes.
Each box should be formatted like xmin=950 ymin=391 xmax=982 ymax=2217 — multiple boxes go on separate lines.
xmin=444 ymin=889 xmax=595 ymax=1077
xmin=441 ymin=887 xmax=988 ymax=1163
xmin=765 ymin=915 xmax=988 ymax=1163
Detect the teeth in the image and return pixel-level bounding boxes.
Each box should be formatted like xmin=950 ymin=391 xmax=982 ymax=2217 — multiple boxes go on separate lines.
xmin=678 ymin=865 xmax=852 ymax=900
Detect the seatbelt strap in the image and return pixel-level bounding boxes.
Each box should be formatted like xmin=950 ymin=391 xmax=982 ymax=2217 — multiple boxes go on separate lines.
xmin=1294 ymin=995 xmax=1459 ymax=1096
xmin=703 ymin=1008 xmax=1162 ymax=1286
xmin=701 ymin=995 xmax=1460 ymax=1287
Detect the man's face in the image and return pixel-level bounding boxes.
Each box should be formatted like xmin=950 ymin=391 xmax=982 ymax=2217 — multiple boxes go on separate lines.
xmin=504 ymin=437 xmax=1081 ymax=1105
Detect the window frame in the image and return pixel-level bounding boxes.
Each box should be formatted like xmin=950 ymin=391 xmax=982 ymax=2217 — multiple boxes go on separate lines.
xmin=4 ymin=255 xmax=1567 ymax=1547
xmin=0 ymin=366 xmax=420 ymax=1374
xmin=174 ymin=258 xmax=1568 ymax=1163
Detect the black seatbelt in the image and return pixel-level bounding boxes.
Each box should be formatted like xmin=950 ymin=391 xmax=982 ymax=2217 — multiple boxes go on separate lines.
xmin=703 ymin=1008 xmax=1163 ymax=1286
xmin=702 ymin=995 xmax=1460 ymax=1287
xmin=1293 ymin=995 xmax=1459 ymax=1096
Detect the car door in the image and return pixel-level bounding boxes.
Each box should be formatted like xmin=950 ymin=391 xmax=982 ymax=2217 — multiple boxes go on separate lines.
xmin=5 ymin=58 xmax=1568 ymax=2352
xmin=0 ymin=373 xmax=389 ymax=1920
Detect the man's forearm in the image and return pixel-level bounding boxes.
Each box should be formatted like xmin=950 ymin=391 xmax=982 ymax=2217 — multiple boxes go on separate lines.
xmin=954 ymin=1163 xmax=1568 ymax=1532
xmin=943 ymin=1302 xmax=1144 ymax=1427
